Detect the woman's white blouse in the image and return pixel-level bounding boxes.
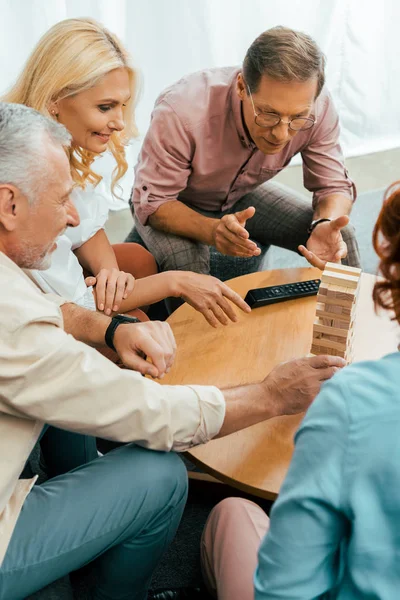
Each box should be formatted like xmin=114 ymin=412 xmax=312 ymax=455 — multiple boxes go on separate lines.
xmin=28 ymin=182 xmax=109 ymax=310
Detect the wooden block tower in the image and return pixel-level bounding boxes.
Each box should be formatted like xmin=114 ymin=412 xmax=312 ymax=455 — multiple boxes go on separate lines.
xmin=311 ymin=262 xmax=362 ymax=363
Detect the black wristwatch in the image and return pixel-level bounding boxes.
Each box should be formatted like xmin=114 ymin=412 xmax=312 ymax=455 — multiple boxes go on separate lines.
xmin=307 ymin=218 xmax=331 ymax=235
xmin=105 ymin=314 xmax=141 ymax=351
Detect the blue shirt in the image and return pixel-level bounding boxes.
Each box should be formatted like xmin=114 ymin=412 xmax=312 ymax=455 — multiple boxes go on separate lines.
xmin=255 ymin=351 xmax=400 ymax=600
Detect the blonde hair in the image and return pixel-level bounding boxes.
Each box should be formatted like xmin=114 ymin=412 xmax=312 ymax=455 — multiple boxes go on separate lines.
xmin=3 ymin=17 xmax=138 ymax=193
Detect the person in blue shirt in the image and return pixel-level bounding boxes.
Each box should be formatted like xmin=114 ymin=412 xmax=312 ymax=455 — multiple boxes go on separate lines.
xmin=201 ymin=181 xmax=400 ymax=600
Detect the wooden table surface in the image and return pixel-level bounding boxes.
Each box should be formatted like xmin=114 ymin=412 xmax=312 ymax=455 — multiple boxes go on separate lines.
xmin=159 ymin=267 xmax=398 ymax=500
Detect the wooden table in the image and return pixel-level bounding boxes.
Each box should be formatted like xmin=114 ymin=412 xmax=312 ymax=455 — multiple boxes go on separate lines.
xmin=159 ymin=267 xmax=398 ymax=500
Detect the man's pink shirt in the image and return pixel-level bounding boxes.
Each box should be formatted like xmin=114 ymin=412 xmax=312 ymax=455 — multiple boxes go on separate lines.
xmin=133 ymin=67 xmax=355 ymax=226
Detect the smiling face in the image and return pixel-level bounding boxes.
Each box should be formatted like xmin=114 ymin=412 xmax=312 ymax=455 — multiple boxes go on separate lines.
xmin=52 ymin=67 xmax=130 ymax=153
xmin=0 ymin=139 xmax=79 ymax=270
xmin=237 ymin=72 xmax=318 ymax=155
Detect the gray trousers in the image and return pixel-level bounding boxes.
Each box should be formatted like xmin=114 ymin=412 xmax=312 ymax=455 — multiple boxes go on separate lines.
xmin=134 ymin=182 xmax=361 ymax=274
xmin=1 ymin=444 xmax=188 ymax=600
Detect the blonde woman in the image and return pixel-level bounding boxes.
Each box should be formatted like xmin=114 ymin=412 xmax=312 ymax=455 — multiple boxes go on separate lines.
xmin=4 ymin=17 xmax=250 ymax=326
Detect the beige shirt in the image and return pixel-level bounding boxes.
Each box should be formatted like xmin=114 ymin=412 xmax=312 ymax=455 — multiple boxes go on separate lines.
xmin=0 ymin=251 xmax=225 ymax=565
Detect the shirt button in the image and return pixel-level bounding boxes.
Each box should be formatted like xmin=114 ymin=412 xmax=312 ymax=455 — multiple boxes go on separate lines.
xmin=142 ymin=185 xmax=148 ymax=191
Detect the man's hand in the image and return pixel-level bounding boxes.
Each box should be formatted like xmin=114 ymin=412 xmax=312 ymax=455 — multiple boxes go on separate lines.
xmin=217 ymin=354 xmax=346 ymax=438
xmin=173 ymin=272 xmax=251 ymax=327
xmin=113 ymin=320 xmax=177 ymax=378
xmin=298 ymin=215 xmax=349 ymax=270
xmin=85 ymin=268 xmax=135 ymax=315
xmin=212 ymin=206 xmax=261 ymax=257
xmin=264 ymin=354 xmax=346 ymax=417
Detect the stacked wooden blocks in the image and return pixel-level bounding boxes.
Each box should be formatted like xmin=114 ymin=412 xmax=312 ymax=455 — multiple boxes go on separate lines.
xmin=311 ymin=262 xmax=362 ymax=363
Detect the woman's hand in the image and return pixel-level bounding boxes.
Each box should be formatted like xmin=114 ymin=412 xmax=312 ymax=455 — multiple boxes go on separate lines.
xmin=85 ymin=268 xmax=135 ymax=315
xmin=173 ymin=272 xmax=251 ymax=327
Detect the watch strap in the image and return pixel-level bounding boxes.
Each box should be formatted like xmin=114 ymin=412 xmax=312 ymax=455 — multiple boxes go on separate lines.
xmin=307 ymin=218 xmax=331 ymax=235
xmin=105 ymin=314 xmax=140 ymax=352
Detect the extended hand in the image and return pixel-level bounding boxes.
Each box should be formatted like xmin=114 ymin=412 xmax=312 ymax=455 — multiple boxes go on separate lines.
xmin=175 ymin=272 xmax=251 ymax=327
xmin=85 ymin=268 xmax=135 ymax=315
xmin=263 ymin=354 xmax=346 ymax=417
xmin=113 ymin=320 xmax=176 ymax=378
xmin=298 ymin=215 xmax=349 ymax=270
xmin=212 ymin=206 xmax=261 ymax=257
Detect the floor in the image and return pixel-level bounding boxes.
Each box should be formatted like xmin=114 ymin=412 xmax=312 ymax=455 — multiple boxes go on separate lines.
xmin=105 ymin=147 xmax=400 ymax=243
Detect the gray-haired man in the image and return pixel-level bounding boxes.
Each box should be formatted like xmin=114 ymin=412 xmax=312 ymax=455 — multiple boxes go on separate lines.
xmin=0 ymin=103 xmax=344 ymax=600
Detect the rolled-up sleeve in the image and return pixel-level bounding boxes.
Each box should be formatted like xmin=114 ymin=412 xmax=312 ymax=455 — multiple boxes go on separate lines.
xmin=133 ymin=101 xmax=194 ymax=225
xmin=302 ymin=91 xmax=356 ymax=209
xmin=0 ymin=272 xmax=225 ymax=452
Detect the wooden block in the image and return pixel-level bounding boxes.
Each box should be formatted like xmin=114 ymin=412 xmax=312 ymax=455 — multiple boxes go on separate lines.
xmin=310 ymin=344 xmax=346 ymax=358
xmin=324 ymin=286 xmax=357 ymax=307
xmin=317 ymin=295 xmax=353 ymax=309
xmin=312 ymin=333 xmax=348 ymax=352
xmin=332 ymin=318 xmax=353 ymax=330
xmin=325 ymin=283 xmax=358 ymax=297
xmin=313 ymin=321 xmax=349 ymax=338
xmin=321 ymin=271 xmax=359 ymax=289
xmin=325 ymin=262 xmax=362 ymax=278
xmin=324 ymin=303 xmax=352 ymax=317
xmin=316 ymin=303 xmax=352 ymax=323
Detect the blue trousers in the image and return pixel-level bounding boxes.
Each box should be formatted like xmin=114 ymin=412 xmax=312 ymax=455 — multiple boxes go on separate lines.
xmin=0 ymin=443 xmax=188 ymax=600
xmin=39 ymin=426 xmax=99 ymax=475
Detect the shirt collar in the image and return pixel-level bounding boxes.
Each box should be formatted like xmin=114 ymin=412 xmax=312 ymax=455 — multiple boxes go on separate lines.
xmin=230 ymin=73 xmax=257 ymax=150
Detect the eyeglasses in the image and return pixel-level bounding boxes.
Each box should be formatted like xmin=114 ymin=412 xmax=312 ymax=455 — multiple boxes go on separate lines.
xmin=247 ymin=85 xmax=316 ymax=132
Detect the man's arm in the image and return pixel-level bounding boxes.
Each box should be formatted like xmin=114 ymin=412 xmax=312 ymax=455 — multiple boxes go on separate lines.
xmin=299 ymin=92 xmax=357 ymax=267
xmin=61 ymin=301 xmax=110 ymax=347
xmin=3 ymin=272 xmax=345 ymax=453
xmin=302 ymin=90 xmax=356 ymax=211
xmin=150 ymin=202 xmax=260 ymax=258
xmin=149 ymin=200 xmax=216 ymax=244
xmin=312 ymin=192 xmax=353 ymax=220
xmin=61 ymin=302 xmax=175 ymax=378
xmin=134 ymin=100 xmax=259 ymax=257
xmin=218 ymin=354 xmax=345 ymax=437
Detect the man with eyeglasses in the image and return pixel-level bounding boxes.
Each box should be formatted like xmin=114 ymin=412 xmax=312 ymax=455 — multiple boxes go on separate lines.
xmin=128 ymin=26 xmax=360 ymax=278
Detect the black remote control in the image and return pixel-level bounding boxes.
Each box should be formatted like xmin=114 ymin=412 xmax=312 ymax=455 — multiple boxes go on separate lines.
xmin=244 ymin=279 xmax=321 ymax=309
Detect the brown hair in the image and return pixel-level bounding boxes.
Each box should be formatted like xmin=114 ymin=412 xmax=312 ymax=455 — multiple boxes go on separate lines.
xmin=373 ymin=181 xmax=400 ymax=322
xmin=243 ymin=26 xmax=325 ymax=96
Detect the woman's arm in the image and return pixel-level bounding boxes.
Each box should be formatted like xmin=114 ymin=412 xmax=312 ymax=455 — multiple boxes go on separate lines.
xmin=75 ymin=229 xmax=135 ymax=314
xmin=75 ymin=230 xmax=250 ymax=326
xmin=119 ymin=271 xmax=251 ymax=328
xmin=74 ymin=228 xmax=118 ymax=273
xmin=254 ymin=378 xmax=350 ymax=599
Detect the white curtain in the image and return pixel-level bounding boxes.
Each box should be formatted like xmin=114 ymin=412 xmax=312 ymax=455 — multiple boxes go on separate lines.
xmin=1 ymin=0 xmax=399 ymax=205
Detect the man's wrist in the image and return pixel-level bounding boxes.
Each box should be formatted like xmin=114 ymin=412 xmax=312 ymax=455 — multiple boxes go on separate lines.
xmin=105 ymin=315 xmax=141 ymax=351
xmin=61 ymin=303 xmax=112 ymax=348
xmin=208 ymin=218 xmax=220 ymax=247
xmin=307 ymin=218 xmax=332 ymax=235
